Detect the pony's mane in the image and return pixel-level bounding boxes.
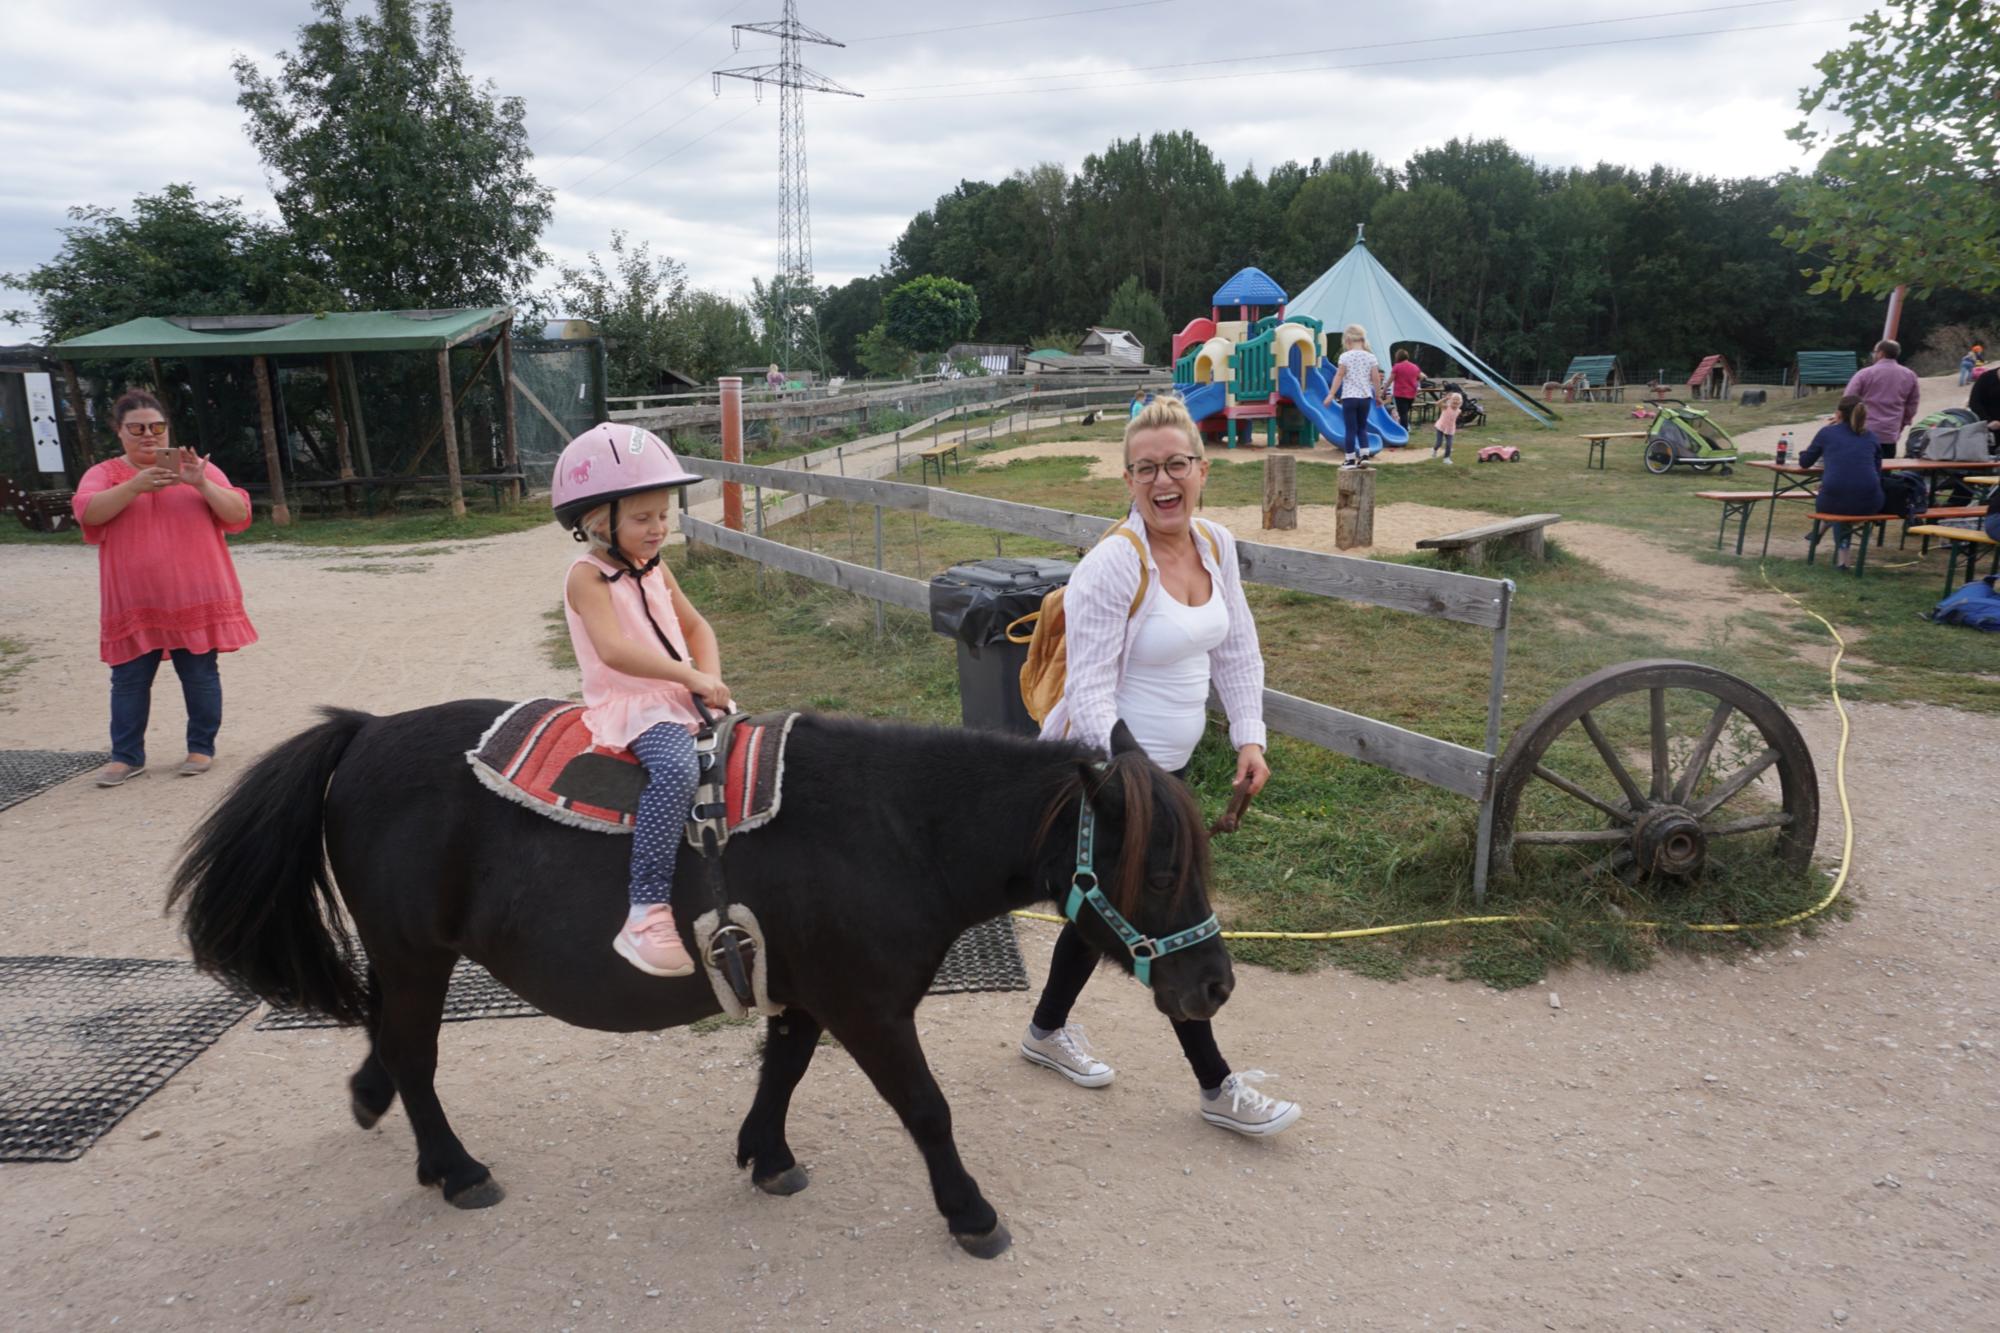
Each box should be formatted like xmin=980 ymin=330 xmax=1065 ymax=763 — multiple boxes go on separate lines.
xmin=1038 ymin=749 xmax=1209 ymax=920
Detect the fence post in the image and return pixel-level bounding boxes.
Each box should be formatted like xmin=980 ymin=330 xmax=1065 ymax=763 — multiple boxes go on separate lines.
xmin=873 ymin=505 xmax=885 ymax=639
xmin=720 ymin=376 xmax=744 ymax=532
xmin=753 ymin=484 xmax=765 ymax=596
xmin=1471 ymin=581 xmax=1513 ymax=905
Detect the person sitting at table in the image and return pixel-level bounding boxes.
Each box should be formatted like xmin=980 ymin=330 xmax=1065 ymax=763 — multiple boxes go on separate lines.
xmin=1799 ymin=396 xmax=1888 ymax=570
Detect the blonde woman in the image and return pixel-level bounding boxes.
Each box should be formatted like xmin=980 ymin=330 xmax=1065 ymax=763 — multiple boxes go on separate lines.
xmin=1321 ymin=323 xmax=1384 ymax=467
xmin=1020 ymin=395 xmax=1301 ymax=1137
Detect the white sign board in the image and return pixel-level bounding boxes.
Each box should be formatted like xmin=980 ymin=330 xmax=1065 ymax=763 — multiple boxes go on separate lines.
xmin=24 ymin=372 xmax=64 ymax=473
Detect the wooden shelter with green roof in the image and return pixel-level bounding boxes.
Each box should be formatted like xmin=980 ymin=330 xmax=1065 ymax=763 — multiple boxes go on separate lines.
xmin=1558 ymin=354 xmax=1623 ymax=401
xmin=52 ymin=306 xmax=520 ymax=524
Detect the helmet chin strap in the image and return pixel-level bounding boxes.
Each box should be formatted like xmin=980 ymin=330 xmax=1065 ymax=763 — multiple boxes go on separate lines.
xmin=595 ymin=497 xmax=682 ymax=664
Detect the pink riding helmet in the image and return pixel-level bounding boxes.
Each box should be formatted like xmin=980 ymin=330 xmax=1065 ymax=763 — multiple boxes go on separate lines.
xmin=550 ymin=423 xmax=702 ymax=533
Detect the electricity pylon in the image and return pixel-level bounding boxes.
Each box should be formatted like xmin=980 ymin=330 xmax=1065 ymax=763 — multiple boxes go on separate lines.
xmin=715 ymin=3 xmax=860 ymax=376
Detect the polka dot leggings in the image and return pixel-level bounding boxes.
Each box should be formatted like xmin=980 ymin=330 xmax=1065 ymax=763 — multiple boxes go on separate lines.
xmin=628 ymin=722 xmax=701 ymax=907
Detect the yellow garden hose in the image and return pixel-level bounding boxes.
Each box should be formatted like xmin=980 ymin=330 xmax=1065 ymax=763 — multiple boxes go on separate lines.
xmin=1014 ymin=564 xmax=1853 ymax=941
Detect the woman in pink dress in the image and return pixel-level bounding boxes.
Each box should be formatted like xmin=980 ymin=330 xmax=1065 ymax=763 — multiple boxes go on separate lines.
xmin=71 ymin=389 xmax=256 ymax=785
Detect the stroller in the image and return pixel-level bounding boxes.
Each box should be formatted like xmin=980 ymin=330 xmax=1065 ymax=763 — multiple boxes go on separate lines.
xmin=1439 ymin=381 xmax=1488 ymax=428
xmin=1643 ymin=399 xmax=1737 ymax=474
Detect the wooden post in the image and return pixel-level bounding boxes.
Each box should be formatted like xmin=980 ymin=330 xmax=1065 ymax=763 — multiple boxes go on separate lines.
xmin=436 ymin=349 xmax=466 ymax=517
xmin=340 ymin=352 xmax=373 ymax=478
xmin=720 ymin=376 xmax=744 ymax=531
xmin=253 ymin=356 xmax=291 ymax=527
xmin=1335 ymin=466 xmax=1374 ymax=550
xmin=324 ymin=355 xmax=355 ymax=511
xmin=148 ymin=358 xmax=166 ymax=397
xmin=1262 ymin=454 xmax=1297 ymax=530
xmin=498 ymin=323 xmax=521 ymax=501
xmin=59 ymin=361 xmax=95 ymax=473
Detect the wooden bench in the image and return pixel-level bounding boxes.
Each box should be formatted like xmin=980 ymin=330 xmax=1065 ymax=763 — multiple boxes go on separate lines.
xmin=1576 ymin=431 xmax=1647 ymax=470
xmin=1695 ymin=490 xmax=1812 ymax=555
xmin=918 ymin=441 xmax=961 ymax=485
xmin=1906 ymin=524 xmax=1999 ymax=595
xmin=1416 ymin=513 xmax=1561 ymax=569
xmin=1804 ymin=511 xmax=1898 ymax=575
xmin=1902 ymin=505 xmax=1986 ymax=547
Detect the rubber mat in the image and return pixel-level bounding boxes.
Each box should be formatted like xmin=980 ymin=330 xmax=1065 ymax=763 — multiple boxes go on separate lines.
xmin=0 ymin=956 xmax=256 ymax=1163
xmin=0 ymin=750 xmax=109 ymax=812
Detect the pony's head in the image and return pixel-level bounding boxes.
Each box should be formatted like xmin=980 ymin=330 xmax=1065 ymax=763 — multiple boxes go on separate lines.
xmin=1042 ymin=724 xmax=1234 ymax=1022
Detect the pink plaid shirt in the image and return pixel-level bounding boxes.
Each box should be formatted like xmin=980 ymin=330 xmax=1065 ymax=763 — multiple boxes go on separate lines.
xmin=1038 ymin=511 xmax=1268 ymax=757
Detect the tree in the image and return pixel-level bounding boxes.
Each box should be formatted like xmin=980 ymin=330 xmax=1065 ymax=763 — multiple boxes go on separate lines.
xmin=1101 ymin=276 xmax=1168 ymax=363
xmin=882 ymin=275 xmax=980 ymax=352
xmin=4 ymin=184 xmax=331 ymax=340
xmin=550 ymin=232 xmax=688 ymax=396
xmin=818 ymin=275 xmax=887 ymax=376
xmin=854 ymin=324 xmax=914 ymax=378
xmin=676 ymin=290 xmax=761 ymax=385
xmin=233 ymin=0 xmax=553 ymax=309
xmin=1778 ymin=0 xmax=1999 ymax=298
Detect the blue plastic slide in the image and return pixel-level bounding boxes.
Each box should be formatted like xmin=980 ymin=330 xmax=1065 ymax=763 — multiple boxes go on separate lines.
xmin=1284 ymin=365 xmax=1409 ymax=452
xmin=1175 ymin=380 xmax=1227 ymax=423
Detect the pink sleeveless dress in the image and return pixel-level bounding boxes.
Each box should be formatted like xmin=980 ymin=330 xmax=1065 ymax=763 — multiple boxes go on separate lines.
xmin=563 ymin=553 xmax=702 ymax=749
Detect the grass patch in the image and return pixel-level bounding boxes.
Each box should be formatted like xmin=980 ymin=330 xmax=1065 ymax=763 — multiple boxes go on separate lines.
xmin=0 ymin=635 xmax=30 ymax=710
xmin=1 ymin=502 xmax=548 ymax=548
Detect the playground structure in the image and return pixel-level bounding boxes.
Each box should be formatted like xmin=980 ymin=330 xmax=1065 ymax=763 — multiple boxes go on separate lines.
xmin=1553 ymin=354 xmax=1623 ymax=402
xmin=1793 ymin=350 xmax=1859 ymax=398
xmin=1169 ymin=267 xmax=1410 ymax=452
xmin=1686 ymin=353 xmax=1735 ymax=401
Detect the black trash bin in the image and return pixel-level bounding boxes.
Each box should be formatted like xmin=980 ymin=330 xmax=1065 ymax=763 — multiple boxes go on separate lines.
xmin=929 ymin=557 xmax=1075 ymax=735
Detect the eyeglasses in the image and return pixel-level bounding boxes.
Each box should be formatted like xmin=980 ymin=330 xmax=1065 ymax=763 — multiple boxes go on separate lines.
xmin=120 ymin=421 xmax=169 ymax=437
xmin=1126 ymin=454 xmax=1200 ymax=483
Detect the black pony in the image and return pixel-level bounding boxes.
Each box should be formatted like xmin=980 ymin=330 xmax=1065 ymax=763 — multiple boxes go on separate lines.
xmin=168 ymin=702 xmax=1231 ymax=1257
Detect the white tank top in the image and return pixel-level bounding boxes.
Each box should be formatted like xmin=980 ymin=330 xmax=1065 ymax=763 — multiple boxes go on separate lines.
xmin=1113 ymin=587 xmax=1229 ymax=771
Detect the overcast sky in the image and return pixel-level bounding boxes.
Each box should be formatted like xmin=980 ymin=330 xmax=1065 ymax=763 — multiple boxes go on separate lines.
xmin=2 ymin=0 xmax=1869 ymax=337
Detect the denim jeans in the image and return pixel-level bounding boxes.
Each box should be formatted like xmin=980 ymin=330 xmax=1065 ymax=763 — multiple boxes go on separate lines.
xmin=108 ymin=649 xmax=221 ymax=767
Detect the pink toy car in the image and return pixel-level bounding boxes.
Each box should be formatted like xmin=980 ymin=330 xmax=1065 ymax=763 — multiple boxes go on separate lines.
xmin=1477 ymin=445 xmax=1522 ymax=463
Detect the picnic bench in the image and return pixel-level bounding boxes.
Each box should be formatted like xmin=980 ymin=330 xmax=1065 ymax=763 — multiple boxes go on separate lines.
xmin=1695 ymin=490 xmax=1812 ymax=555
xmin=1906 ymin=525 xmax=1999 ymax=595
xmin=918 ymin=440 xmax=961 ymax=485
xmin=1416 ymin=513 xmax=1561 ymax=570
xmin=1804 ymin=511 xmax=1897 ymax=576
xmin=1576 ymin=431 xmax=1648 ymax=470
xmin=2 ymin=478 xmax=80 ymax=534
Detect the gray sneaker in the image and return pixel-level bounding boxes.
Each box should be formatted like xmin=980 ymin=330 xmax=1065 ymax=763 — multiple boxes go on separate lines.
xmin=1201 ymin=1070 xmax=1301 ymax=1137
xmin=1019 ymin=1023 xmax=1114 ymax=1088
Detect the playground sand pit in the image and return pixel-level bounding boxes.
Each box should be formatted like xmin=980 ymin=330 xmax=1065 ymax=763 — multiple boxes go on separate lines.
xmin=977 ymin=436 xmax=1436 ymax=480
xmin=4 ymin=523 xmax=1999 ymax=1328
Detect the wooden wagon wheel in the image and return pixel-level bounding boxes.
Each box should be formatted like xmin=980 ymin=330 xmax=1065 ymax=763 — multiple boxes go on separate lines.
xmin=1489 ymin=660 xmax=1818 ymax=884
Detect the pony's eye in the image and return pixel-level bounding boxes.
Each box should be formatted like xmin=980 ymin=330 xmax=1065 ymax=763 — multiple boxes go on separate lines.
xmin=1146 ymin=872 xmax=1176 ymax=895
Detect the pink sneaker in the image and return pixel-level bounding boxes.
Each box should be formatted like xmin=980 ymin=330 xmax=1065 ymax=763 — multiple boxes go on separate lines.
xmin=613 ymin=906 xmax=695 ymax=977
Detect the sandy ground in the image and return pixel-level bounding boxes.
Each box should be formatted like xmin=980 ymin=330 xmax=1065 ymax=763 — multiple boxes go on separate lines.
xmin=4 ymin=460 xmax=1999 ymax=1328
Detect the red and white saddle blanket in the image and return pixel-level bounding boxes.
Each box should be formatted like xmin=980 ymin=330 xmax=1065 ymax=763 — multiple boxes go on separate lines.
xmin=465 ymin=698 xmax=796 ymax=834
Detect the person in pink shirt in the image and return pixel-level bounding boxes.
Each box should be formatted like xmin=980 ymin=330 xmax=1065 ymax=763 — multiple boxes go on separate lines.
xmin=1388 ymin=349 xmax=1423 ymax=429
xmin=551 ymin=423 xmax=731 ymax=978
xmin=1431 ymin=392 xmax=1463 ymax=463
xmin=1843 ymin=340 xmax=1923 ymax=460
xmin=72 ymin=389 xmax=255 ymax=786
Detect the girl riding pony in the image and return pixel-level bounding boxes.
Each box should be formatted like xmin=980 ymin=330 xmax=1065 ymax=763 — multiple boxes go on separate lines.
xmin=551 ymin=425 xmax=733 ymax=977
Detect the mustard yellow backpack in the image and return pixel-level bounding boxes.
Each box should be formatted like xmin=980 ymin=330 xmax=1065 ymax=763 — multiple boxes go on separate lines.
xmin=1007 ymin=520 xmax=1220 ymax=725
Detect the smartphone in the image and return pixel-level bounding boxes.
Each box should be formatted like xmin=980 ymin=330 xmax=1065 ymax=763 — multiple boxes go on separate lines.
xmin=156 ymin=446 xmax=183 ymax=477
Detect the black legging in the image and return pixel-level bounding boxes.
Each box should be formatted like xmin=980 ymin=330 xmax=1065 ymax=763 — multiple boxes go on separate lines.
xmin=1032 ymin=922 xmax=1230 ymax=1089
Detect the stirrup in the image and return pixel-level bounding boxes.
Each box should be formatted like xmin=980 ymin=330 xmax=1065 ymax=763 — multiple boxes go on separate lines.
xmin=706 ymin=923 xmax=758 ymax=1009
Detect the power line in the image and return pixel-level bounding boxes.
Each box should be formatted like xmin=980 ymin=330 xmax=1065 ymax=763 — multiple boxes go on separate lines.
xmin=539 ymin=0 xmax=753 ymax=161
xmin=860 ymin=13 xmax=1858 ymax=103
xmin=844 ymin=0 xmax=1177 ymax=43
xmin=866 ymin=0 xmax=1805 ymax=94
xmin=574 ymin=106 xmax=758 ymax=205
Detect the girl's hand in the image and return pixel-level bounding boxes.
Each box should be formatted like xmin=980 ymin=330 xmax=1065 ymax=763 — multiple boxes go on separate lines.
xmin=176 ymin=451 xmax=211 ymax=487
xmin=1233 ymin=744 xmax=1270 ymax=797
xmin=688 ymin=671 xmax=733 ymax=711
xmin=129 ymin=466 xmax=176 ymax=493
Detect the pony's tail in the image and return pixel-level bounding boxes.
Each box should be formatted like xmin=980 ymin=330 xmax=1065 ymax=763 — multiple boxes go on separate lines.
xmin=166 ymin=708 xmax=373 ymax=1024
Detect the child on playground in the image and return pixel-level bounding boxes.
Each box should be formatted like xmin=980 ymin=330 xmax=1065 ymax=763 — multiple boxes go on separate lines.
xmin=551 ymin=424 xmax=733 ymax=978
xmin=1323 ymin=324 xmax=1384 ymax=469
xmin=1432 ymin=392 xmax=1463 ymax=463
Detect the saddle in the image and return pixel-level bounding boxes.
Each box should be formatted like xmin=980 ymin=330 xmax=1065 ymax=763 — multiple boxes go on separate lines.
xmin=466 ymin=699 xmax=793 ymax=834
xmin=466 ymin=700 xmax=797 ymax=1014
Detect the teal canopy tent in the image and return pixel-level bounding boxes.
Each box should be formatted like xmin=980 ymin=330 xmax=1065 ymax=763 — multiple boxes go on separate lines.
xmin=1286 ymin=229 xmax=1556 ymax=426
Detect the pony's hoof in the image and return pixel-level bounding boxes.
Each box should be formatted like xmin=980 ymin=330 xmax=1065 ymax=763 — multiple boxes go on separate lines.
xmin=444 ymin=1176 xmax=506 ymax=1210
xmin=350 ymin=1092 xmax=386 ymax=1130
xmin=953 ymin=1221 xmax=1011 ymax=1259
xmin=754 ymin=1165 xmax=809 ymax=1196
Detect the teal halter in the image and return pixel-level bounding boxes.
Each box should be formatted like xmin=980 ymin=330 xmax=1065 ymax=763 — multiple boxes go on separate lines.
xmin=1062 ymin=797 xmax=1220 ymax=987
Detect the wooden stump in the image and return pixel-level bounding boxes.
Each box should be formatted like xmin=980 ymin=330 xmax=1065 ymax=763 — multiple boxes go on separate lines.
xmin=1262 ymin=454 xmax=1297 ymax=530
xmin=1335 ymin=465 xmax=1375 ymax=549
